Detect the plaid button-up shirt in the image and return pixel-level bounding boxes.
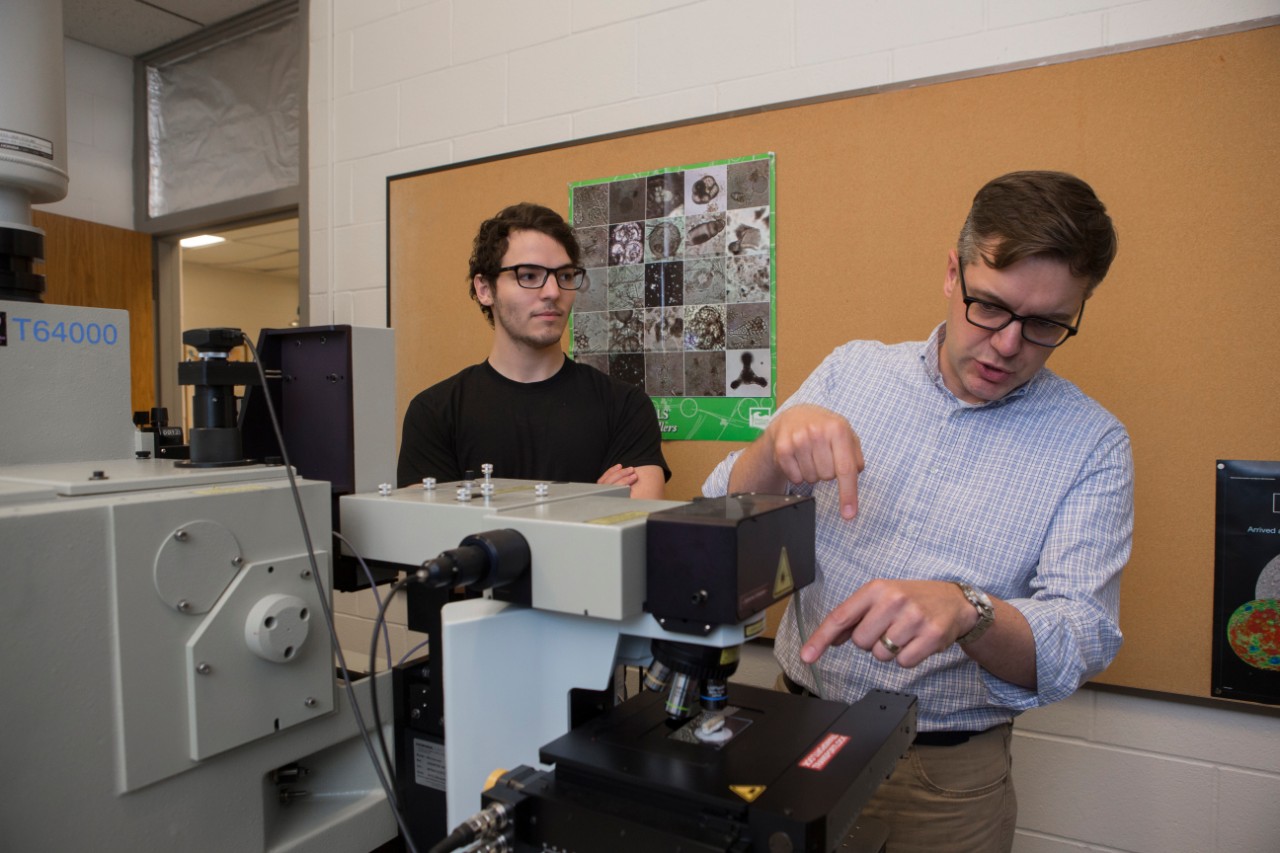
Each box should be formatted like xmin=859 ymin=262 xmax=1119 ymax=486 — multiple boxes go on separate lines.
xmin=703 ymin=324 xmax=1134 ymax=732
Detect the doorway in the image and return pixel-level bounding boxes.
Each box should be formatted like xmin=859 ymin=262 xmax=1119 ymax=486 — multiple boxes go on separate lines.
xmin=156 ymin=216 xmax=300 ymax=434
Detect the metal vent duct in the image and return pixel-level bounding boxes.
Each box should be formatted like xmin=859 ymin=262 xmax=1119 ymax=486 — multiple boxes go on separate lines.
xmin=0 ymin=0 xmax=68 ymax=302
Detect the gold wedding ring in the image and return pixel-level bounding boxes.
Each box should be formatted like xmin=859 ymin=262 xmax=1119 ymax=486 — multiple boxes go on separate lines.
xmin=879 ymin=634 xmax=902 ymax=655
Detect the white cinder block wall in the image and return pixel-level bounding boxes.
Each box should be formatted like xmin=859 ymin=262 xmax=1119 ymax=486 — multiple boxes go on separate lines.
xmin=309 ymin=2 xmax=1280 ymax=851
xmin=41 ymin=3 xmax=1280 ymax=852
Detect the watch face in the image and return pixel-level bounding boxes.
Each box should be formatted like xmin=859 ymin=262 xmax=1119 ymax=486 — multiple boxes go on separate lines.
xmin=955 ymin=582 xmax=994 ymax=645
xmin=971 ymin=587 xmax=994 ymax=615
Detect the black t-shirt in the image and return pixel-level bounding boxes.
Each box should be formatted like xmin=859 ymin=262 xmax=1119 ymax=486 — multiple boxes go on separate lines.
xmin=396 ymin=358 xmax=670 ymax=487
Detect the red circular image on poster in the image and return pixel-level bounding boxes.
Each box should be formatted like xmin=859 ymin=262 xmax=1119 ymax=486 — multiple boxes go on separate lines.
xmin=1227 ymin=599 xmax=1280 ymax=671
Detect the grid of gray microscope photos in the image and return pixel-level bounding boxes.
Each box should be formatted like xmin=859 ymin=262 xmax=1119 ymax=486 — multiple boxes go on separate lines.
xmin=570 ymin=160 xmax=773 ymax=399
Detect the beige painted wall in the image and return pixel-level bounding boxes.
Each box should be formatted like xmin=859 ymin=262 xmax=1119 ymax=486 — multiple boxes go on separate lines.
xmin=178 ymin=263 xmax=299 ymax=428
xmin=182 ymin=263 xmax=299 ymax=342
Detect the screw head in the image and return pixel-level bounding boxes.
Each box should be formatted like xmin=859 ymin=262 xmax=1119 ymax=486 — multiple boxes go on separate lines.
xmin=196 ymin=662 xmax=212 ymax=675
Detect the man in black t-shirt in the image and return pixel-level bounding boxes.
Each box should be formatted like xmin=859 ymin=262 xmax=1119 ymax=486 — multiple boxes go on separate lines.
xmin=396 ymin=203 xmax=669 ymax=496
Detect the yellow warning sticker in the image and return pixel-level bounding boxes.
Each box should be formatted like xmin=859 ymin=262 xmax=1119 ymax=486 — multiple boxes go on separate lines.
xmin=772 ymin=546 xmax=795 ymax=598
xmin=586 ymin=510 xmax=650 ymax=525
xmin=729 ymin=784 xmax=766 ymax=803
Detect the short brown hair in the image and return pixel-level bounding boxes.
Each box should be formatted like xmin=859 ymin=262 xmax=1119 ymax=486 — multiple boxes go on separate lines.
xmin=468 ymin=203 xmax=580 ymax=325
xmin=958 ymin=171 xmax=1118 ymax=297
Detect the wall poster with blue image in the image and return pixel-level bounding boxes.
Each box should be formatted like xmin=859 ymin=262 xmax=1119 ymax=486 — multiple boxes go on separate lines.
xmin=1212 ymin=459 xmax=1280 ymax=706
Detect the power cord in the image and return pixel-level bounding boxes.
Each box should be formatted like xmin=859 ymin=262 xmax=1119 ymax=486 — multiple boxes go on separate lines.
xmin=428 ymin=802 xmax=510 ymax=853
xmin=334 ymin=531 xmax=394 ymax=671
xmin=241 ymin=333 xmax=420 ymax=853
xmin=367 ymin=574 xmax=414 ymax=797
xmin=399 ymin=636 xmax=431 ymax=667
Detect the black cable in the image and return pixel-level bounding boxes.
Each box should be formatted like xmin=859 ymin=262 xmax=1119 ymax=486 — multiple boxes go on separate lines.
xmin=426 ymin=824 xmax=477 ymax=853
xmin=334 ymin=530 xmax=399 ymax=780
xmin=367 ymin=575 xmax=411 ymax=796
xmin=241 ymin=333 xmax=420 ymax=853
xmin=428 ymin=802 xmax=511 ymax=853
xmin=335 ymin=530 xmax=395 ymax=671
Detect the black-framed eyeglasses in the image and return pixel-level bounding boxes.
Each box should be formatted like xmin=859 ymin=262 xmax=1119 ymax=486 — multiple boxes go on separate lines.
xmin=496 ymin=264 xmax=588 ymax=291
xmin=957 ymin=261 xmax=1083 ymax=348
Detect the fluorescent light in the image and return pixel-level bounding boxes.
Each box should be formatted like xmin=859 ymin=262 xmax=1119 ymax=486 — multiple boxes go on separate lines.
xmin=180 ymin=234 xmax=226 ymax=248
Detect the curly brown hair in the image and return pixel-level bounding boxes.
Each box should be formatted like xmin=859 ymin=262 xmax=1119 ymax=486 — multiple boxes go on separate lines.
xmin=468 ymin=203 xmax=580 ymax=326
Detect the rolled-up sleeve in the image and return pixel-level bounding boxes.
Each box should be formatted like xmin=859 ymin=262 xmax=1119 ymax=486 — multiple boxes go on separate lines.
xmin=986 ymin=426 xmax=1134 ymax=709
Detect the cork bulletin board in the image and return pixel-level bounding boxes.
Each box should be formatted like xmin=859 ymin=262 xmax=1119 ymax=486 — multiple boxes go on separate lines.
xmin=388 ymin=26 xmax=1280 ymax=702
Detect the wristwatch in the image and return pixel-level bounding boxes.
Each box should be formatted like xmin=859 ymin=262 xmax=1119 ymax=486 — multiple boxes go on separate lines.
xmin=953 ymin=582 xmax=995 ymax=646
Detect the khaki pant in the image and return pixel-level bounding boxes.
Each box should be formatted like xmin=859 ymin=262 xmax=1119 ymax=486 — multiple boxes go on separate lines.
xmin=854 ymin=723 xmax=1016 ymax=853
xmin=774 ymin=674 xmax=1016 ymax=853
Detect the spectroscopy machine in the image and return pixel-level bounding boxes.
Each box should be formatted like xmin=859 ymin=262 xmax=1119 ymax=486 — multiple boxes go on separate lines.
xmin=0 ymin=311 xmax=400 ymax=853
xmin=340 ymin=480 xmax=919 ymax=852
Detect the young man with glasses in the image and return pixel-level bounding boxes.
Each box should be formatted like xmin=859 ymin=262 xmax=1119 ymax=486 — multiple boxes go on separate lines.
xmin=397 ymin=202 xmax=669 ymax=496
xmin=703 ymin=172 xmax=1132 ymax=851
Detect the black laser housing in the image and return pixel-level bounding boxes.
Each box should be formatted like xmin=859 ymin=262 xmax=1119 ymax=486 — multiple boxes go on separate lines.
xmin=644 ymin=494 xmax=815 ymax=635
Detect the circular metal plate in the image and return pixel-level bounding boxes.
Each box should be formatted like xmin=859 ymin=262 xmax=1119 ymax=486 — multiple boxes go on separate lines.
xmin=153 ymin=519 xmax=242 ymax=613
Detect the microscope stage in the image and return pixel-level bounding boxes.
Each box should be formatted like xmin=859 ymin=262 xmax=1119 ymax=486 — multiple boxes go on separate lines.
xmin=530 ymin=683 xmax=917 ymax=850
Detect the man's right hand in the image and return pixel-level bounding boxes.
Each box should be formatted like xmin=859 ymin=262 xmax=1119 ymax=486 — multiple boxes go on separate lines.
xmin=730 ymin=404 xmax=865 ymax=519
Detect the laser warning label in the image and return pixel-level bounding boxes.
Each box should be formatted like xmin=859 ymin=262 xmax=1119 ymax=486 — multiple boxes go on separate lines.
xmin=773 ymin=546 xmax=794 ymax=598
xmin=799 ymin=733 xmax=849 ymax=771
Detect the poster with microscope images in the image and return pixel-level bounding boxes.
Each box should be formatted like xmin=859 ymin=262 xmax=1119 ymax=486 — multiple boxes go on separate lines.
xmin=568 ymin=153 xmax=776 ymax=441
xmin=1212 ymin=459 xmax=1280 ymax=705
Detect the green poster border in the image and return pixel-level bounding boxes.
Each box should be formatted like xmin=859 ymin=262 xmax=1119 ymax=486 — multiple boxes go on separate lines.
xmin=568 ymin=152 xmax=776 ymax=442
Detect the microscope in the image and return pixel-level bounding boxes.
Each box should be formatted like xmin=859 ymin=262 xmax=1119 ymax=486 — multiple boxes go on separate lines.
xmin=340 ymin=478 xmax=918 ymax=852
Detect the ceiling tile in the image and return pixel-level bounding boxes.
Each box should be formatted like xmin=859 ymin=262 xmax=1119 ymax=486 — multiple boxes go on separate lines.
xmin=63 ymin=0 xmax=280 ymax=58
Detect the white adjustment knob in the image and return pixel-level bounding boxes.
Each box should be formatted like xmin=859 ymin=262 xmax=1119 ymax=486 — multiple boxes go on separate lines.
xmin=245 ymin=594 xmax=311 ymax=663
